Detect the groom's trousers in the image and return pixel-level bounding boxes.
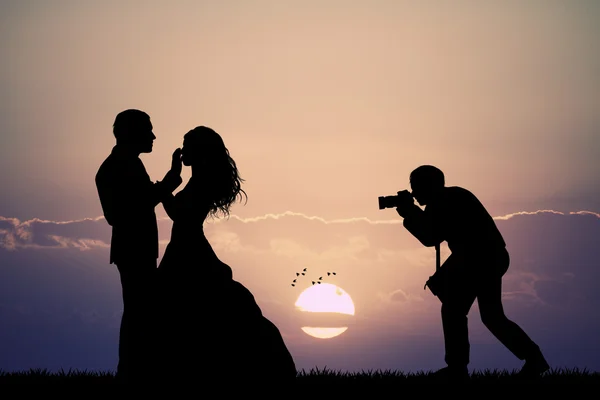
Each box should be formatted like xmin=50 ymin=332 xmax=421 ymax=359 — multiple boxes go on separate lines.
xmin=116 ymin=258 xmax=157 ymax=381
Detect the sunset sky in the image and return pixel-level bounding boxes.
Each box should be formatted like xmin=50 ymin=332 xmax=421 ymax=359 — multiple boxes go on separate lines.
xmin=1 ymin=0 xmax=599 ymax=373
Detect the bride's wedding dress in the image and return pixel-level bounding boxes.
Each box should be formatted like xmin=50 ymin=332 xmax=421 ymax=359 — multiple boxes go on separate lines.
xmin=154 ymin=179 xmax=296 ymax=382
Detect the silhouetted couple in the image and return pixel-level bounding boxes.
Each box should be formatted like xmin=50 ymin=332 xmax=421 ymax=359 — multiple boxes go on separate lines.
xmin=395 ymin=165 xmax=550 ymax=380
xmin=95 ymin=109 xmax=296 ymax=383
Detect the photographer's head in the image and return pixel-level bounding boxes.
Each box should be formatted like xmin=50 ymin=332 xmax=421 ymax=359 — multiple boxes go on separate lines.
xmin=409 ymin=165 xmax=445 ymax=206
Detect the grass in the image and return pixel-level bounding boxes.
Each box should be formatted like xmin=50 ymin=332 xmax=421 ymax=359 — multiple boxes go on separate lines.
xmin=0 ymin=366 xmax=598 ymax=385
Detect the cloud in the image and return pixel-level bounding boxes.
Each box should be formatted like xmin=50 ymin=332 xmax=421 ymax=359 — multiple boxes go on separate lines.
xmin=3 ymin=208 xmax=596 ymax=251
xmin=0 ymin=216 xmax=111 ymax=250
xmin=218 ymin=211 xmax=404 ymax=225
xmin=494 ymin=209 xmax=600 ymax=220
xmin=1 ymin=209 xmax=598 ymax=314
xmin=378 ymin=288 xmax=424 ymax=304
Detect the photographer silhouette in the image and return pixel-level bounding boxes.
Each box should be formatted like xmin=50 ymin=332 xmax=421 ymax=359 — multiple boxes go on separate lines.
xmin=393 ymin=165 xmax=549 ymax=380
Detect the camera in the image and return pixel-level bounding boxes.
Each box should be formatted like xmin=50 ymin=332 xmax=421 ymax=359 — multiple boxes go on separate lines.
xmin=378 ymin=190 xmax=413 ymax=210
xmin=378 ymin=195 xmax=399 ymax=210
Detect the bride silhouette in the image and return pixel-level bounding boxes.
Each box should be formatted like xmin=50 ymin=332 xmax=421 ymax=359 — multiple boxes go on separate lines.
xmin=153 ymin=126 xmax=296 ymax=383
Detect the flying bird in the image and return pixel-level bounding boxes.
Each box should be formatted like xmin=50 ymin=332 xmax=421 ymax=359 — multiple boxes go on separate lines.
xmin=303 ymin=268 xmax=307 ymax=272
xmin=293 ymin=279 xmax=297 ymax=283
xmin=312 ymin=281 xmax=316 ymax=285
xmin=301 ymin=273 xmax=305 ymax=275
xmin=291 ymin=284 xmax=295 ymax=287
xmin=296 ymin=272 xmax=300 ymax=276
xmin=319 ymin=276 xmax=323 ymax=280
xmin=317 ymin=281 xmax=321 ymax=284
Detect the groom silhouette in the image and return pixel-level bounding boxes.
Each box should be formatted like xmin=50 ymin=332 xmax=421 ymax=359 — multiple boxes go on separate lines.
xmin=95 ymin=109 xmax=182 ymax=381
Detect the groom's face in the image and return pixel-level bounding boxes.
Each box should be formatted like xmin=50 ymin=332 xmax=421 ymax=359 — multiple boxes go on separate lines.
xmin=134 ymin=119 xmax=156 ymax=153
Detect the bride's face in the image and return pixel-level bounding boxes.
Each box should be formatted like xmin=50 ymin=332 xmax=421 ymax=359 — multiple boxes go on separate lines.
xmin=182 ymin=137 xmax=210 ymax=168
xmin=181 ymin=138 xmax=195 ymax=167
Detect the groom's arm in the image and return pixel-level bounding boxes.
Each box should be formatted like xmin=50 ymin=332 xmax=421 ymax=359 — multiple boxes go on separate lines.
xmin=128 ymin=161 xmax=181 ymax=209
xmin=149 ymin=147 xmax=183 ymax=207
xmin=102 ymin=159 xmax=182 ymax=224
xmin=150 ymin=169 xmax=182 ymax=207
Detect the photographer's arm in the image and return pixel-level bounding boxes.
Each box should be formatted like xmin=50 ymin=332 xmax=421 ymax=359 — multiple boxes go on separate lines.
xmin=398 ymin=205 xmax=442 ymax=248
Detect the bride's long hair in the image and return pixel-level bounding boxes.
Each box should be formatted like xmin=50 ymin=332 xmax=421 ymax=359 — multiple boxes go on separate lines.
xmin=185 ymin=126 xmax=247 ymax=219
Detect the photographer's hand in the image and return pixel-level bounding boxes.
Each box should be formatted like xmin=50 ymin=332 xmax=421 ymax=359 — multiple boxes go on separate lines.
xmin=395 ymin=190 xmax=415 ymax=218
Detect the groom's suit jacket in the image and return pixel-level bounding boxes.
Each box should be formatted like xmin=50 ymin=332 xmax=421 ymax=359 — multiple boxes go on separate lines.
xmin=95 ymin=145 xmax=181 ymax=267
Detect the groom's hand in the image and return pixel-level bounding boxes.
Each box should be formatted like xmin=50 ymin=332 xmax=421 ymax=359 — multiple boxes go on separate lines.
xmin=171 ymin=148 xmax=182 ymax=175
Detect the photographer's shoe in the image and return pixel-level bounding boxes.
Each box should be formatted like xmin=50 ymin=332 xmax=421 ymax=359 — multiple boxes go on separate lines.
xmin=432 ymin=366 xmax=469 ymax=382
xmin=518 ymin=349 xmax=550 ymax=378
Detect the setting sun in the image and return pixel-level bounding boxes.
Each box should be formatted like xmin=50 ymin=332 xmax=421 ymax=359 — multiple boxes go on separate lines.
xmin=295 ymin=283 xmax=355 ymax=339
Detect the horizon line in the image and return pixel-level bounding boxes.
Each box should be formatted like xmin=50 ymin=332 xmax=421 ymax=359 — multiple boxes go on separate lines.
xmin=0 ymin=209 xmax=598 ymax=228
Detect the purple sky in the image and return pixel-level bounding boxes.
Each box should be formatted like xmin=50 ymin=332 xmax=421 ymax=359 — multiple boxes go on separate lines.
xmin=0 ymin=210 xmax=598 ymax=373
